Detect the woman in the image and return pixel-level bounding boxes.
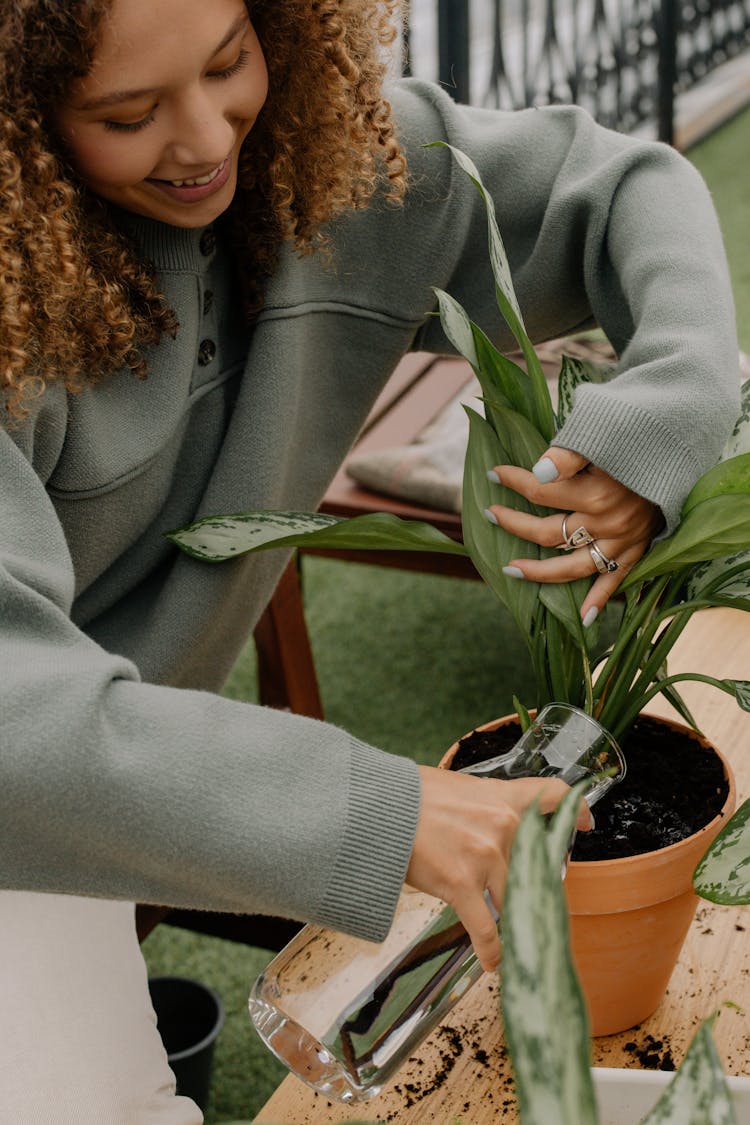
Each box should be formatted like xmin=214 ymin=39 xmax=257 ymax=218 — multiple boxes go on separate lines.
xmin=0 ymin=0 xmax=738 ymax=1120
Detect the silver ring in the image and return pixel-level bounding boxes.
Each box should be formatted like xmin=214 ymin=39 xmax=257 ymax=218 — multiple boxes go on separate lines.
xmin=589 ymin=542 xmax=619 ymax=574
xmin=560 ymin=514 xmax=595 ymax=551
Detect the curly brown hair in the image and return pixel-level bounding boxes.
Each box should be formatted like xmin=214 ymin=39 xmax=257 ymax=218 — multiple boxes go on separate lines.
xmin=0 ymin=0 xmax=407 ymax=419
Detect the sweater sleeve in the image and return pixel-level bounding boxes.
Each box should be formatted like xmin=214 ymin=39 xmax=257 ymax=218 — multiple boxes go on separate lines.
xmin=383 ymin=81 xmax=739 ymax=532
xmin=0 ymin=419 xmax=420 ymax=942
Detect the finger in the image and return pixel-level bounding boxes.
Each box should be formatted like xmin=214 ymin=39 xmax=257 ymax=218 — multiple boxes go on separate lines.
xmin=496 ymin=776 xmax=594 ymax=830
xmin=504 ymin=537 xmax=625 ymax=583
xmin=580 ymin=541 xmax=648 ymax=623
xmin=485 ymin=505 xmax=573 ymax=548
xmin=491 ymin=464 xmax=611 ymax=514
xmin=490 ymin=506 xmax=602 ymax=549
xmin=453 ymin=884 xmax=503 ymax=971
xmin=531 ymin=447 xmax=590 ymax=483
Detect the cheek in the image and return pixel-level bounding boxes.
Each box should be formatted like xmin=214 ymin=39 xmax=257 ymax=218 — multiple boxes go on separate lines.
xmin=62 ymin=128 xmax=157 ymax=188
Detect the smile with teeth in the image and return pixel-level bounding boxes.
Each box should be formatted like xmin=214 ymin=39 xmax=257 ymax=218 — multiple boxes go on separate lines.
xmin=161 ymin=158 xmax=227 ymax=187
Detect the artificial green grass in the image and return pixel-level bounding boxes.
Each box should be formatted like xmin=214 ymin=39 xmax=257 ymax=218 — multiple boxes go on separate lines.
xmin=142 ymin=104 xmax=750 ymax=1123
xmin=687 ymin=105 xmax=750 ymax=353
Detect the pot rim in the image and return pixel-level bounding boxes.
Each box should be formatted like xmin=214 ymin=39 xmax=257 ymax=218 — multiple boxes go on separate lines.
xmin=441 ymin=710 xmax=736 ymax=872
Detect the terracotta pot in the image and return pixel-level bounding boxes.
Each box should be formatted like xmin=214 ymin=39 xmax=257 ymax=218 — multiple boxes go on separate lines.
xmin=440 ymin=713 xmax=736 ymax=1037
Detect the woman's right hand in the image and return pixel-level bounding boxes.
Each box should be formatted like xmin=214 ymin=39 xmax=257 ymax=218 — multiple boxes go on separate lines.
xmin=405 ymin=765 xmax=593 ymax=972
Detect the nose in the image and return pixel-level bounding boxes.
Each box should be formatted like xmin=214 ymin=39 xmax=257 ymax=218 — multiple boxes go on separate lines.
xmin=167 ymin=87 xmax=235 ymax=169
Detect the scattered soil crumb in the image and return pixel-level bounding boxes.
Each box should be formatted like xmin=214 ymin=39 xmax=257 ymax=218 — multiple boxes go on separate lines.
xmin=623 ymin=1034 xmax=676 ymax=1070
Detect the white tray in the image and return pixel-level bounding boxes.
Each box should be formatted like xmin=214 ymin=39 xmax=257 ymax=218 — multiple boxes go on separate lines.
xmin=594 ymin=1067 xmax=750 ymax=1124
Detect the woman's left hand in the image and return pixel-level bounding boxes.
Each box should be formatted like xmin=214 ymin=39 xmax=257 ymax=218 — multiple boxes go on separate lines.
xmin=485 ymin=447 xmax=663 ymax=624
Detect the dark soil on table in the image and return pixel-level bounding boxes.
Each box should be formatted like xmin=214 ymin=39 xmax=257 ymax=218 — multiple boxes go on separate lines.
xmin=451 ymin=714 xmax=729 ymax=861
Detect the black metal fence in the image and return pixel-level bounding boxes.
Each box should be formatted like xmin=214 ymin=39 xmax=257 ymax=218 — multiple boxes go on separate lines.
xmin=402 ymin=0 xmax=750 ymax=143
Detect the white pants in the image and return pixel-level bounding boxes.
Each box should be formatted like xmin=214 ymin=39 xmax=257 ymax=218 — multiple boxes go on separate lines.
xmin=0 ymin=892 xmax=203 ymax=1124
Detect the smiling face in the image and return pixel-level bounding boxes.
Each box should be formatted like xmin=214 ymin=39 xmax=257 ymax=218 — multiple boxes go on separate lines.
xmin=55 ymin=0 xmax=268 ymax=227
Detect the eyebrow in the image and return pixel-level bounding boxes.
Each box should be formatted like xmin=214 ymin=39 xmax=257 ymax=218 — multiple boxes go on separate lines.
xmin=76 ymin=13 xmax=250 ymax=111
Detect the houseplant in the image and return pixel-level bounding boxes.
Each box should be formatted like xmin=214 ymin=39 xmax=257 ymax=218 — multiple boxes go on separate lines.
xmin=167 ymin=145 xmax=750 ymax=1032
xmin=496 ymin=785 xmax=746 ymax=1124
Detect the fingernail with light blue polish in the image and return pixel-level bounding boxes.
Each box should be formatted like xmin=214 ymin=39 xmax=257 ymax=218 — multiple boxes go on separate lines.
xmin=483 ymin=508 xmax=498 ymax=524
xmin=582 ymin=606 xmax=599 ymax=628
xmin=502 ymin=566 xmax=525 ymax=579
xmin=486 ymin=469 xmax=500 ymax=483
xmin=532 ymin=457 xmax=559 ymax=483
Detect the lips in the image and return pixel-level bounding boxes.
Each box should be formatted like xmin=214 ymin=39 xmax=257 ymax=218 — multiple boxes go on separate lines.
xmin=147 ymin=155 xmax=232 ymax=203
xmin=156 ymin=157 xmax=228 ymax=188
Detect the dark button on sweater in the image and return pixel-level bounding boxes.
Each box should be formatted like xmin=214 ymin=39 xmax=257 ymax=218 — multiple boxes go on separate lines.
xmin=199 ymin=228 xmax=216 ymax=257
xmin=197 ymin=339 xmax=216 ymax=366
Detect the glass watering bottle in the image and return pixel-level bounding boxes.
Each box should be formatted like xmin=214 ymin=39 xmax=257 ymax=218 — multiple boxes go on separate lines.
xmin=248 ymin=703 xmax=625 ymax=1102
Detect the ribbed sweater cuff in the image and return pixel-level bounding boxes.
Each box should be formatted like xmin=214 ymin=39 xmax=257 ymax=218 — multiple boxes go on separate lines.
xmin=555 ymin=386 xmax=702 ymax=535
xmin=318 ymin=741 xmax=421 ymax=943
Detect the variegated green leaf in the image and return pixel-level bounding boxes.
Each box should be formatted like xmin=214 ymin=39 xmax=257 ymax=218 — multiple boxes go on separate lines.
xmin=640 ymin=1021 xmax=736 ymax=1124
xmin=686 ymin=551 xmax=750 ymax=601
xmin=556 ymin=354 xmax=615 ymax=428
xmin=501 ymin=801 xmax=597 ymax=1125
xmin=433 ymin=287 xmax=479 ymax=369
xmin=694 ymin=798 xmax=750 ymax=904
xmin=166 ymin=510 xmax=468 ymax=562
xmin=428 ymin=141 xmax=556 ymax=442
xmin=721 ymin=378 xmax=750 ymax=461
xmin=427 ymin=143 xmax=525 ymax=331
xmin=463 ymin=408 xmax=539 ymax=637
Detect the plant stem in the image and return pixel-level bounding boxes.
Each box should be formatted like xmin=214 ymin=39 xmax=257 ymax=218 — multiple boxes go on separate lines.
xmin=593 ymin=577 xmax=671 ymax=722
xmin=610 ymin=673 xmax=739 ymax=742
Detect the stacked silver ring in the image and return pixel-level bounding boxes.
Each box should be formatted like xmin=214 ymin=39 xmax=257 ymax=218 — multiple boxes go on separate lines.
xmin=589 ymin=543 xmax=618 ymax=574
xmin=560 ymin=514 xmax=595 ymax=550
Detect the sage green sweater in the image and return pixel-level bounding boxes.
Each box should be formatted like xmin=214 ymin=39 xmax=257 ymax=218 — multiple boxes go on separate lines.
xmin=0 ymin=81 xmax=739 ymax=942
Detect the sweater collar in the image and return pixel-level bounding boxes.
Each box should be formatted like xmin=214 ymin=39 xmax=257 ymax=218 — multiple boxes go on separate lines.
xmin=113 ymin=208 xmax=219 ymax=274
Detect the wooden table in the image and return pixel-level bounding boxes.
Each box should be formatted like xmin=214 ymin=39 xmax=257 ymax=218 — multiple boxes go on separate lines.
xmin=255 ymin=606 xmax=750 ymax=1123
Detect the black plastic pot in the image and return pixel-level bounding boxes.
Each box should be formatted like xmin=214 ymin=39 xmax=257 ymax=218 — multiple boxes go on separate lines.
xmin=148 ymin=975 xmax=225 ymax=1112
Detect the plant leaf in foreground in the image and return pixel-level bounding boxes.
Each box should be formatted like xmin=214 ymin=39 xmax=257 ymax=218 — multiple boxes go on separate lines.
xmin=694 ymin=798 xmax=750 ymax=905
xmin=501 ymin=791 xmax=596 ymax=1125
xmin=166 ymin=510 xmax=468 ymax=562
xmin=640 ymin=1020 xmax=736 ymax=1124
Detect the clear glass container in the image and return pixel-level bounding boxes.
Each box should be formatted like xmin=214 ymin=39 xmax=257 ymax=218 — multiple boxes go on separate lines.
xmin=248 ymin=703 xmax=625 ymax=1102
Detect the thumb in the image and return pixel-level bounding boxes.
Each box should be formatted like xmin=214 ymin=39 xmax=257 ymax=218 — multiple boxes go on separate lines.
xmin=532 ymin=446 xmax=589 ymax=483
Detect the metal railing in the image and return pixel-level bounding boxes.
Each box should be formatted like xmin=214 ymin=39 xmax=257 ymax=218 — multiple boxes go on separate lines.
xmin=402 ymin=0 xmax=750 ymax=143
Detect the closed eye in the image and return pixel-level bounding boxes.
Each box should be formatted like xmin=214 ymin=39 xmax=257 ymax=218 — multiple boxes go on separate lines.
xmin=104 ymin=110 xmax=157 ymax=133
xmin=208 ymin=46 xmax=250 ymax=80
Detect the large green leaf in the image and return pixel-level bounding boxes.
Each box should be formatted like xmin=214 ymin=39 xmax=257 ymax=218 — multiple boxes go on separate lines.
xmin=472 ymin=322 xmax=535 ymax=419
xmin=640 ymin=1021 xmax=736 ymax=1124
xmin=624 ymin=494 xmax=750 ymax=586
xmin=463 ymin=408 xmax=539 ymax=637
xmin=694 ymin=798 xmax=750 ymax=905
xmin=501 ymin=793 xmax=597 ymax=1125
xmin=482 ymin=400 xmax=549 ymax=478
xmin=166 ymin=510 xmax=468 ymax=562
xmin=682 ymin=451 xmax=750 ymax=517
